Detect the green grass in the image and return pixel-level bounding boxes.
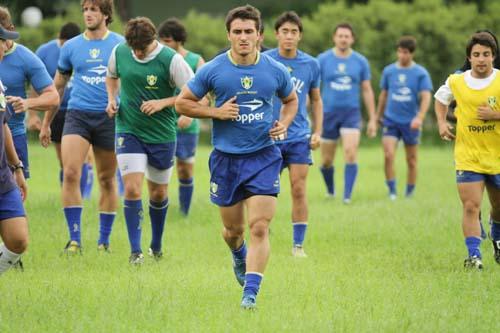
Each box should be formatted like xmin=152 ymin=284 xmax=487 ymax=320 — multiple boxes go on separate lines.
xmin=1 ymin=141 xmax=499 ymax=332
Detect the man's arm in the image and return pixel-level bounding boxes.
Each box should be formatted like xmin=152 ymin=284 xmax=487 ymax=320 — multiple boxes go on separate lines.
xmin=105 ymin=76 xmax=120 ymax=118
xmin=411 ymin=90 xmax=431 ymax=129
xmin=309 ymin=87 xmax=323 ymax=149
xmin=269 ymin=90 xmax=298 ymax=140
xmin=4 ymin=124 xmax=27 ymax=200
xmin=361 ymin=80 xmax=377 ymax=137
xmin=376 ymin=89 xmax=388 ymax=124
xmin=435 ymin=99 xmax=455 ymax=141
xmin=175 ymin=86 xmax=239 ymax=120
xmin=477 ymin=104 xmax=500 ymax=121
xmin=7 ymin=84 xmax=59 ymax=114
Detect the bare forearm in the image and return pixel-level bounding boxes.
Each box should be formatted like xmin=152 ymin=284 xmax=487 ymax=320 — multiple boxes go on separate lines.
xmin=176 ymin=98 xmax=218 ymax=119
xmin=280 ymin=99 xmax=298 ymax=128
xmin=362 ymin=86 xmax=376 ymax=120
xmin=28 ymin=90 xmax=59 ymax=110
xmin=417 ymin=92 xmax=431 ymax=120
xmin=435 ymin=100 xmax=448 ymax=124
xmin=42 ymin=107 xmax=58 ymax=127
xmin=106 ymin=77 xmax=120 ymax=102
xmin=376 ymin=91 xmax=387 ymax=121
xmin=311 ymin=98 xmax=323 ymax=135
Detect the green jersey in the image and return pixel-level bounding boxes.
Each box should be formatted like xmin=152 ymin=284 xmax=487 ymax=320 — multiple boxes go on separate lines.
xmin=114 ymin=43 xmax=178 ymax=143
xmin=177 ymin=50 xmax=202 ymax=135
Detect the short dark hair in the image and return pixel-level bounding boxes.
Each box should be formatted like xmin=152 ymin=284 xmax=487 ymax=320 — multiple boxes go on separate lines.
xmin=334 ymin=22 xmax=354 ymax=37
xmin=81 ymin=0 xmax=114 ymax=26
xmin=157 ymin=18 xmax=187 ymax=43
xmin=274 ymin=11 xmax=303 ymax=33
xmin=397 ymin=35 xmax=417 ymax=53
xmin=0 ymin=6 xmax=14 ymax=31
xmin=225 ymin=5 xmax=261 ymax=33
xmin=466 ymin=31 xmax=498 ymax=57
xmin=124 ymin=17 xmax=156 ymax=51
xmin=59 ymin=22 xmax=81 ymax=41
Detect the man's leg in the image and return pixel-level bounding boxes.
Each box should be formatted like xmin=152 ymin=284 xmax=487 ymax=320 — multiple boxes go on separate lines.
xmin=0 ymin=217 xmax=28 ymax=275
xmin=457 ymin=180 xmax=484 ymax=269
xmin=93 ymin=146 xmax=118 ymax=249
xmin=382 ymin=136 xmax=398 ymax=200
xmin=404 ymin=144 xmax=418 ymax=197
xmin=288 ymin=164 xmax=309 ymax=256
xmin=340 ymin=129 xmax=360 ymax=203
xmin=122 ymin=172 xmax=144 ymax=262
xmin=320 ymin=140 xmax=337 ymax=197
xmin=485 ymin=182 xmax=500 ymax=264
xmin=220 ymin=202 xmax=246 ymax=285
xmin=177 ymin=160 xmax=194 ymax=216
xmin=147 ymin=179 xmax=169 ymax=258
xmin=61 ymin=134 xmax=90 ymax=250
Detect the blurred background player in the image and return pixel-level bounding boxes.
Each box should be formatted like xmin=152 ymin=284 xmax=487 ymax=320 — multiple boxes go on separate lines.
xmin=0 ymin=26 xmax=29 ymax=276
xmin=0 ymin=6 xmax=59 ymax=181
xmin=36 ymin=22 xmax=95 ymax=200
xmin=265 ymin=11 xmax=322 ymax=257
xmin=317 ymin=23 xmax=377 ymax=204
xmin=435 ymin=32 xmax=500 ymax=270
xmin=106 ymin=17 xmax=193 ymax=264
xmin=176 ymin=5 xmax=297 ymax=309
xmin=52 ymin=0 xmax=123 ymax=254
xmin=158 ymin=17 xmax=205 ymax=216
xmin=376 ymin=36 xmax=432 ymax=199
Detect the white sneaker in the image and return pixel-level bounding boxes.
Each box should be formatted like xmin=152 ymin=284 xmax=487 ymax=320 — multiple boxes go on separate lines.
xmin=292 ymin=245 xmax=307 ymax=258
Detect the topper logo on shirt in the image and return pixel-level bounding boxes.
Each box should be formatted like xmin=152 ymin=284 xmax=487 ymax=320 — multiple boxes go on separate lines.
xmin=147 ymin=75 xmax=158 ymax=86
xmin=89 ymin=48 xmax=100 ymax=59
xmin=241 ymin=76 xmax=253 ymax=90
xmin=398 ymin=74 xmax=407 ymax=84
xmin=337 ymin=63 xmax=346 ymax=73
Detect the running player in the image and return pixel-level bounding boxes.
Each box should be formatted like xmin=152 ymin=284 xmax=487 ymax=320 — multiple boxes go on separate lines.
xmin=264 ymin=11 xmax=322 ymax=257
xmin=52 ymin=0 xmax=123 ymax=253
xmin=176 ymin=5 xmax=298 ymax=309
xmin=157 ymin=17 xmax=205 ymax=216
xmin=376 ymin=36 xmax=432 ymax=199
xmin=0 ymin=26 xmax=29 ymax=276
xmin=434 ymin=32 xmax=500 ymax=270
xmin=0 ymin=6 xmax=59 ymax=180
xmin=106 ymin=17 xmax=194 ymax=264
xmin=36 ymin=23 xmax=95 ymax=199
xmin=317 ymin=23 xmax=377 ymax=203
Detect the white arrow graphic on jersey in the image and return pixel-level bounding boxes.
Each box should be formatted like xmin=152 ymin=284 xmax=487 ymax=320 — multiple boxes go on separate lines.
xmin=239 ymin=99 xmax=263 ymax=112
xmin=88 ymin=65 xmax=108 ymax=75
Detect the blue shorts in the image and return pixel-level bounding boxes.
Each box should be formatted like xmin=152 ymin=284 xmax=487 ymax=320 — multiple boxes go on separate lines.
xmin=456 ymin=170 xmax=500 ymax=188
xmin=0 ymin=188 xmax=25 ymax=221
xmin=176 ymin=132 xmax=198 ymax=161
xmin=277 ymin=139 xmax=312 ymax=169
xmin=12 ymin=133 xmax=29 ymax=179
xmin=115 ymin=133 xmax=175 ymax=170
xmin=63 ymin=110 xmax=115 ymax=150
xmin=382 ymin=118 xmax=420 ymax=145
xmin=208 ymin=145 xmax=282 ymax=207
xmin=322 ymin=110 xmax=361 ymax=141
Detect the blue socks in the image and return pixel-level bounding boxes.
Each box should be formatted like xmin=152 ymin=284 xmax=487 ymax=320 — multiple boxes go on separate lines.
xmin=243 ymin=272 xmax=263 ymax=297
xmin=64 ymin=206 xmax=83 ymax=244
xmin=320 ymin=166 xmax=334 ymax=196
xmin=124 ymin=199 xmax=143 ymax=254
xmin=465 ymin=236 xmax=481 ymax=258
xmin=79 ymin=163 xmax=89 ymax=199
xmin=386 ymin=179 xmax=396 ymax=196
xmin=293 ymin=223 xmax=307 ymax=246
xmin=405 ymin=184 xmax=415 ymax=197
xmin=98 ymin=212 xmax=115 ymax=246
xmin=232 ymin=241 xmax=247 ymax=261
xmin=179 ymin=178 xmax=194 ymax=215
xmin=491 ymin=218 xmax=500 ymax=241
xmin=82 ymin=164 xmax=94 ymax=199
xmin=149 ymin=199 xmax=169 ymax=252
xmin=344 ymin=163 xmax=358 ymax=201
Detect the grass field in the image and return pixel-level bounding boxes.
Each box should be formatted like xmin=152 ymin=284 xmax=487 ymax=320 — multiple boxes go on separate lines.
xmin=1 ymin=140 xmax=499 ymax=332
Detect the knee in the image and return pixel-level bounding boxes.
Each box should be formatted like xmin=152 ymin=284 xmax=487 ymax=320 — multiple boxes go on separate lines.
xmin=345 ymin=149 xmax=357 ymax=163
xmin=150 ymin=187 xmax=167 ymax=202
xmin=63 ymin=166 xmax=80 ymax=184
xmin=406 ymin=156 xmax=417 ymax=169
xmin=291 ymin=182 xmax=306 ymax=202
xmin=6 ymin=237 xmax=28 ymax=254
xmin=223 ymin=225 xmax=244 ymax=239
xmin=98 ymin=173 xmax=116 ymax=192
xmin=124 ymin=182 xmax=141 ymax=199
xmin=463 ymin=200 xmax=481 ymax=216
xmin=384 ymin=151 xmax=395 ymax=163
xmin=249 ymin=220 xmax=269 ymax=239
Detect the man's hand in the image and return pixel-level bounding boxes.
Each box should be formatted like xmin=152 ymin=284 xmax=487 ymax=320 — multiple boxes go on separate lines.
xmin=214 ymin=96 xmax=239 ymax=120
xmin=140 ymin=100 xmax=164 ymax=116
xmin=478 ymin=104 xmax=500 ymax=121
xmin=14 ymin=169 xmax=27 ymax=201
xmin=310 ymin=133 xmax=321 ymax=150
xmin=437 ymin=120 xmax=455 ymax=141
xmin=366 ymin=118 xmax=377 ymax=138
xmin=269 ymin=120 xmax=287 ymax=141
xmin=39 ymin=125 xmax=51 ymax=148
xmin=410 ymin=116 xmax=423 ymax=130
xmin=6 ymin=96 xmax=30 ymax=113
xmin=177 ymin=115 xmax=193 ymax=129
xmin=106 ymin=100 xmax=118 ymax=118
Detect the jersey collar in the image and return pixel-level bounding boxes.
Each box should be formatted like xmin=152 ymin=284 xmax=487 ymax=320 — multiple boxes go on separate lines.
xmin=226 ymin=50 xmax=260 ymax=66
xmin=83 ymin=30 xmax=110 ymax=41
xmin=5 ymin=42 xmax=17 ymax=56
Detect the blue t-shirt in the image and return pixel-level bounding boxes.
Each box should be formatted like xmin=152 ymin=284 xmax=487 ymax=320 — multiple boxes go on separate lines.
xmin=264 ymin=48 xmax=320 ymax=143
xmin=187 ymin=52 xmax=294 ymax=154
xmin=0 ymin=43 xmax=53 ymax=136
xmin=380 ymin=62 xmax=433 ymax=124
xmin=36 ymin=39 xmax=73 ymax=111
xmin=0 ymin=80 xmax=16 ymax=194
xmin=58 ymin=31 xmax=123 ymax=112
xmin=317 ymin=49 xmax=370 ymax=114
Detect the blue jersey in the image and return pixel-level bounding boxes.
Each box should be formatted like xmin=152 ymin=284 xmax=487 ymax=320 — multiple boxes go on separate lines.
xmin=265 ymin=48 xmax=320 ymax=143
xmin=58 ymin=31 xmax=123 ymax=112
xmin=0 ymin=80 xmax=16 ymax=194
xmin=317 ymin=49 xmax=370 ymax=114
xmin=0 ymin=43 xmax=53 ymax=136
xmin=380 ymin=62 xmax=433 ymax=124
xmin=36 ymin=39 xmax=72 ymax=111
xmin=187 ymin=52 xmax=293 ymax=154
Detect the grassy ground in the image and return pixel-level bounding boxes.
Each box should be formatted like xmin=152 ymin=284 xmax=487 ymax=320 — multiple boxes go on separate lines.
xmin=1 ymin=141 xmax=498 ymax=332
